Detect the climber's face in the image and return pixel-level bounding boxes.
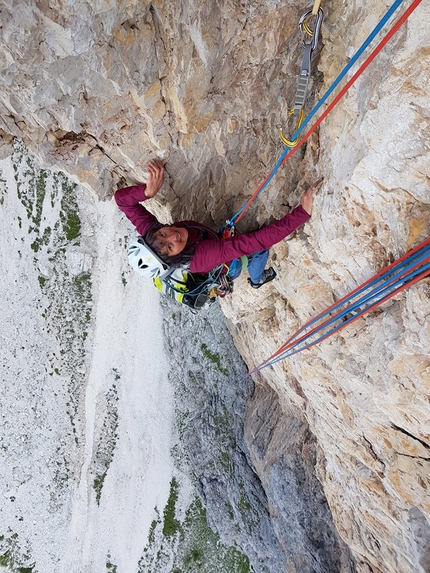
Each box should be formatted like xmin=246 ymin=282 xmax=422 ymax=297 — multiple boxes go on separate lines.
xmin=153 ymin=226 xmax=189 ymax=256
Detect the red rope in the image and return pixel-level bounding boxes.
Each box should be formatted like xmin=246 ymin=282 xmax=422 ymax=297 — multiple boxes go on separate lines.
xmin=248 ymin=238 xmax=430 ymax=377
xmin=276 ymin=238 xmax=430 ymax=357
xmin=235 ymin=0 xmax=423 ymax=224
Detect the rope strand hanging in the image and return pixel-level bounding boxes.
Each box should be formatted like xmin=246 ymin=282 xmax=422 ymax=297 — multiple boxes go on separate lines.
xmin=245 ymin=238 xmax=430 ymax=380
xmin=227 ymin=0 xmax=422 ymax=229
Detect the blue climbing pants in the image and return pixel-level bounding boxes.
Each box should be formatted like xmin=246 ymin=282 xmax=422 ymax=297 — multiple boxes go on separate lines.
xmin=228 ymin=250 xmax=270 ymax=283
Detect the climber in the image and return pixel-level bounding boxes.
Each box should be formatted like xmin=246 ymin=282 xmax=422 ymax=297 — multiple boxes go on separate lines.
xmin=115 ymin=161 xmax=320 ymax=288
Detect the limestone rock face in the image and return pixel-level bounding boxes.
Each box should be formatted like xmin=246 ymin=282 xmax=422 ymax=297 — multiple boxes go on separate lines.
xmin=1 ymin=1 xmax=429 ymax=572
xmin=0 ymin=0 xmax=305 ymax=211
xmin=159 ymin=297 xmax=356 ymax=573
xmin=221 ymin=4 xmax=430 ymax=573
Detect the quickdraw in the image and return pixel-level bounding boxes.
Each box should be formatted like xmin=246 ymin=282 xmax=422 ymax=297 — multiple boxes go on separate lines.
xmin=211 ymin=274 xmax=234 ymax=298
xmin=279 ymin=6 xmax=323 ymax=147
xmin=226 ymin=0 xmax=420 ymax=230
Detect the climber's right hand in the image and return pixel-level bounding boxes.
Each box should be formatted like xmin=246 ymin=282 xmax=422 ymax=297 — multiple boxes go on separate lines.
xmin=145 ymin=161 xmax=165 ymax=198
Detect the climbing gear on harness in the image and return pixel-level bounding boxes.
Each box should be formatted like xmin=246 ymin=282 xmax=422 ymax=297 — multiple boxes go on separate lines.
xmin=227 ymin=0 xmax=422 ymax=229
xmin=279 ymin=6 xmax=323 ymax=147
xmin=128 ymin=232 xmax=234 ymax=310
xmin=153 ymin=267 xmax=233 ymax=310
xmin=128 ymin=235 xmax=171 ymax=279
xmin=248 ymin=267 xmax=277 ymax=289
xmin=216 ymin=273 xmax=235 ymax=297
xmin=245 ymin=237 xmax=430 ymax=379
xmin=219 ymin=223 xmax=235 ymax=240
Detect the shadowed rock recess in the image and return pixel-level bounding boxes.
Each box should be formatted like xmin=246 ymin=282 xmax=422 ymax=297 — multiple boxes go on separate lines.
xmin=1 ymin=1 xmax=429 ymax=572
xmin=159 ymin=297 xmax=355 ymax=573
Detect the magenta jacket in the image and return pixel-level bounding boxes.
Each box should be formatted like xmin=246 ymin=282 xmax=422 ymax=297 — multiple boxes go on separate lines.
xmin=115 ymin=185 xmax=310 ymax=274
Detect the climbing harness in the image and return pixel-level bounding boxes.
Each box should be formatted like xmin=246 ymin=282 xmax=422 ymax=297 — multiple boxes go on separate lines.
xmin=226 ymin=0 xmax=422 ymax=230
xmin=154 ymin=263 xmax=234 ymax=311
xmin=245 ymin=238 xmax=430 ymax=379
xmin=279 ymin=6 xmax=323 ymax=147
xmin=129 ymin=223 xmax=235 ymax=310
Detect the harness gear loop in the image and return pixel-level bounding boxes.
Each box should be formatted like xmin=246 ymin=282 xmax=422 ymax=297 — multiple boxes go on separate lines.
xmin=279 ymin=7 xmax=323 ymax=147
xmin=221 ymin=224 xmax=235 ymax=238
xmin=217 ymin=274 xmax=234 ymax=297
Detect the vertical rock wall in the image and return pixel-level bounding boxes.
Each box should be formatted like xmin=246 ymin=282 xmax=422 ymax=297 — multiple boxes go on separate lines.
xmin=1 ymin=1 xmax=429 ymax=572
xmin=0 ymin=0 xmax=306 ymax=213
xmin=221 ymin=3 xmax=430 ymax=573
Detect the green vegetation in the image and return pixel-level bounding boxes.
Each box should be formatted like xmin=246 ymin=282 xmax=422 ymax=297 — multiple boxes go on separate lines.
xmin=139 ymin=493 xmax=251 ymax=573
xmin=300 ymin=141 xmax=308 ymax=160
xmin=9 ymin=141 xmax=93 ymax=452
xmin=106 ymin=553 xmax=118 ymax=572
xmin=74 ymin=273 xmax=92 ymax=307
xmin=13 ymin=140 xmax=82 ymax=249
xmin=62 ymin=203 xmax=81 ymax=241
xmin=92 ymin=380 xmax=119 ymax=505
xmin=58 ymin=173 xmax=81 ymax=242
xmin=33 ymin=170 xmax=47 ymax=228
xmin=219 ymin=449 xmax=231 ymax=472
xmin=200 ymin=343 xmax=229 ymax=376
xmin=238 ymin=493 xmax=251 ymax=514
xmin=147 ymin=514 xmax=160 ymax=548
xmin=0 ymin=534 xmax=35 ymax=573
xmin=93 ymin=472 xmax=107 ymax=505
xmin=163 ymin=478 xmax=180 ymax=537
xmin=0 ymin=553 xmax=34 ymax=572
xmin=0 ymin=172 xmax=6 ymax=205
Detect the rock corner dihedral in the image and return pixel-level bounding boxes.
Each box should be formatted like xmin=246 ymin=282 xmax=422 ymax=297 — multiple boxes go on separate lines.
xmin=0 ymin=1 xmax=429 ymax=572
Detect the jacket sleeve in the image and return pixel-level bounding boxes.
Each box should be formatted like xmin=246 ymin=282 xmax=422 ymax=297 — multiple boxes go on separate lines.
xmin=189 ymin=205 xmax=310 ymax=273
xmin=114 ymin=185 xmax=159 ymax=236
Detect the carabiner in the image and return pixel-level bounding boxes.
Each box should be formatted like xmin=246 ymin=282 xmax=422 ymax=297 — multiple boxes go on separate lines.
xmin=299 ymin=7 xmax=323 ymax=52
xmin=279 ymin=7 xmax=323 ymax=146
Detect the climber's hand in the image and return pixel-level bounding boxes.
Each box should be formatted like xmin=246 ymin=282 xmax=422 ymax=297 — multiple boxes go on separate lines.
xmin=300 ymin=178 xmax=323 ymax=215
xmin=145 ymin=161 xmax=165 ymax=198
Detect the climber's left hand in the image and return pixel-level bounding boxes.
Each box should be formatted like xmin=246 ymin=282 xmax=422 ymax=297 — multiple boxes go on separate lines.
xmin=300 ymin=178 xmax=323 ymax=215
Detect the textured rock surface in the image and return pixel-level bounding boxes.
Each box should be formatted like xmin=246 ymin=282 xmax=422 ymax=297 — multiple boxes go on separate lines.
xmin=159 ymin=297 xmax=355 ymax=573
xmin=1 ymin=1 xmax=429 ymax=572
xmin=221 ymin=4 xmax=430 ymax=573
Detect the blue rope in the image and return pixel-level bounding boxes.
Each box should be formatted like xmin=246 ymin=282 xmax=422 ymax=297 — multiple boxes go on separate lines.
xmin=290 ymin=0 xmax=405 ymax=140
xmin=164 ymin=264 xmax=225 ymax=299
xmin=258 ymin=267 xmax=430 ymax=370
xmin=229 ymin=148 xmax=285 ymax=225
xmin=284 ymin=242 xmax=430 ymax=338
xmin=228 ymin=0 xmax=405 ymax=226
xmin=253 ymin=246 xmax=430 ymax=372
xmin=268 ymin=263 xmax=430 ymax=366
xmin=276 ymin=251 xmax=430 ymax=354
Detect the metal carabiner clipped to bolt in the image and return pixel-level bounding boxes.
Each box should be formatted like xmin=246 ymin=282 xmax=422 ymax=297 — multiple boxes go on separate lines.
xmin=299 ymin=7 xmax=323 ymax=52
xmin=279 ymin=6 xmax=324 ymax=147
xmin=297 ymin=7 xmax=323 ymax=84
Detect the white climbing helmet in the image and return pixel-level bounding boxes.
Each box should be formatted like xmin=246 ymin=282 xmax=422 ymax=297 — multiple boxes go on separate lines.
xmin=127 ymin=235 xmax=170 ymax=279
